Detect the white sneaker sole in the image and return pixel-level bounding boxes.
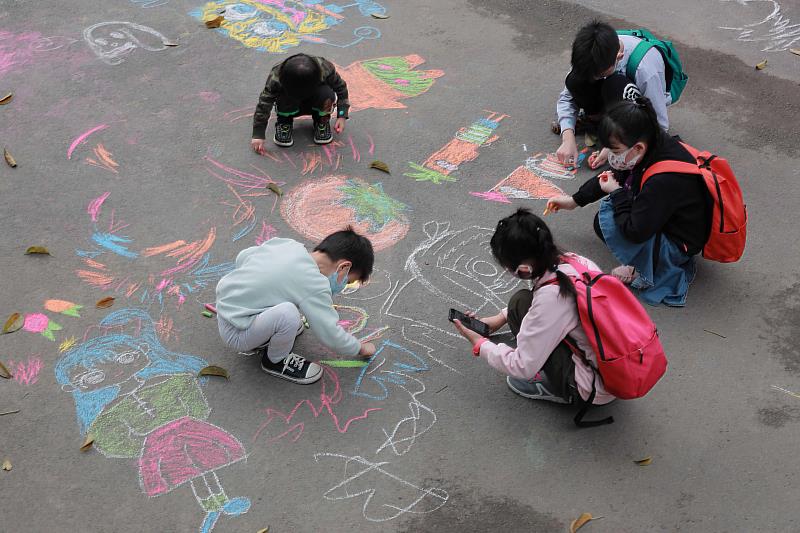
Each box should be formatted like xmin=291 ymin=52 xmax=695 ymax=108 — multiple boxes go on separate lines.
xmin=261 ymin=361 xmax=322 ymax=385
xmin=313 ymin=136 xmax=333 ymax=145
xmin=273 ymin=136 xmax=294 ymax=147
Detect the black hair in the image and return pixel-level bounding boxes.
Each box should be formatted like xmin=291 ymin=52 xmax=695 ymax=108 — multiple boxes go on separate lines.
xmin=489 ymin=208 xmax=576 ymax=298
xmin=571 ymin=21 xmax=620 ymax=81
xmin=280 ymin=54 xmax=321 ymax=97
xmin=313 ymin=226 xmax=374 ymax=282
xmin=598 ymin=96 xmax=664 ymax=151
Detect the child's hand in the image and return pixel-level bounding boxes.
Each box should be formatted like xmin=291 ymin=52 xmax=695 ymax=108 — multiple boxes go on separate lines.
xmin=556 ymin=131 xmax=579 ymax=166
xmin=588 ymin=147 xmax=610 ymax=169
xmin=251 ymin=138 xmax=266 ymax=156
xmin=473 ymin=311 xmax=507 ymax=334
xmin=545 ymin=195 xmax=578 ymax=214
xmin=599 ymin=171 xmax=621 ymax=194
xmin=358 ymin=342 xmax=376 ymax=357
xmin=334 ymin=117 xmax=346 ymax=134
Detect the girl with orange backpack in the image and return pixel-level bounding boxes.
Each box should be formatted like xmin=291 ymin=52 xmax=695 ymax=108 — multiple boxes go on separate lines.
xmin=546 ymin=97 xmax=722 ymax=306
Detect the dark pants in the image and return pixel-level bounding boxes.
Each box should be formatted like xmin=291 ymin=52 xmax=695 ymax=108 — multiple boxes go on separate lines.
xmin=275 ymin=84 xmax=335 ymax=124
xmin=506 ymin=289 xmax=578 ymax=402
xmin=593 ymin=212 xmax=606 ymax=243
xmin=565 ymin=72 xmax=638 ymax=118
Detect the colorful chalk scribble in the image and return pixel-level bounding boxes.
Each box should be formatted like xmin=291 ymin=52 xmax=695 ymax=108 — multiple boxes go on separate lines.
xmin=55 ymin=308 xmax=251 ymax=532
xmin=281 ymin=176 xmax=410 ymax=251
xmin=6 ymin=356 xmax=44 ymax=386
xmin=405 ymin=111 xmax=509 ymax=184
xmin=471 ymin=150 xmax=588 ymax=203
xmin=191 ymin=0 xmax=382 ymax=52
xmin=337 ymin=55 xmax=444 ymax=113
xmin=75 ymin=193 xmax=233 ymax=308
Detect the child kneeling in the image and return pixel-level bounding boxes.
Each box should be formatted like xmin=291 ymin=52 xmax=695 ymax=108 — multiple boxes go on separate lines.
xmin=215 ymin=228 xmax=376 ymax=385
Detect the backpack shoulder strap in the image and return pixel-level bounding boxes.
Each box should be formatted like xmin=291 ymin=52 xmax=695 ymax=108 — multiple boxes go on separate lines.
xmin=626 ymin=39 xmax=655 ymax=80
xmin=640 ymin=160 xmax=703 ymax=189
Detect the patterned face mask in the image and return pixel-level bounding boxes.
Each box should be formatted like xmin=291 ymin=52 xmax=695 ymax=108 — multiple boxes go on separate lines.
xmin=607 ymin=145 xmax=641 ymax=171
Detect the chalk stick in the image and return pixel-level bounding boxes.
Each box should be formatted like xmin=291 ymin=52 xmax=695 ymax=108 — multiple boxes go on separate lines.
xmin=201 ymin=310 xmax=213 ymax=318
xmin=204 ymin=303 xmax=217 ymax=314
xmin=318 ymin=360 xmax=369 ymax=368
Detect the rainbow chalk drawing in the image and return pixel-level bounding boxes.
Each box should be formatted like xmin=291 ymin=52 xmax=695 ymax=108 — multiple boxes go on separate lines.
xmin=471 ymin=150 xmax=587 ymax=203
xmin=405 ymin=110 xmax=509 ymax=184
xmin=55 ymin=309 xmax=250 ymax=533
xmin=314 ymin=452 xmax=449 ymax=522
xmin=75 ymin=193 xmax=233 ymax=308
xmin=191 ymin=0 xmax=382 ymax=53
xmin=281 ymin=176 xmax=410 ymax=251
xmin=720 ymin=0 xmax=800 ymax=51
xmin=337 ymin=55 xmax=444 ymax=113
xmin=83 ymin=22 xmax=174 ymax=65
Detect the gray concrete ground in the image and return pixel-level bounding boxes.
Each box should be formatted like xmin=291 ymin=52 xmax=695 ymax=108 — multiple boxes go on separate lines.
xmin=1 ymin=0 xmax=799 ymax=531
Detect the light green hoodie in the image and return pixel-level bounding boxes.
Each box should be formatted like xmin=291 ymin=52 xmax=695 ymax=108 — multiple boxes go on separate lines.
xmin=215 ymin=238 xmax=360 ymax=356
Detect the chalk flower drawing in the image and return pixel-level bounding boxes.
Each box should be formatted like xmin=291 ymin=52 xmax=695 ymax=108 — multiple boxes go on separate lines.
xmin=83 ymin=22 xmax=173 ymax=65
xmin=55 ymin=309 xmax=250 ymax=533
xmin=314 ymin=452 xmax=449 ymax=522
xmin=23 ymin=313 xmax=62 ymax=341
xmin=191 ymin=0 xmax=383 ymax=52
xmin=281 ymin=176 xmax=410 ymax=251
xmin=405 ymin=110 xmax=508 ymax=184
xmin=721 ymin=0 xmax=800 ymax=51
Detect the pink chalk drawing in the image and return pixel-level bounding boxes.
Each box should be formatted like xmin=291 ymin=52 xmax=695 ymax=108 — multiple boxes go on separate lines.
xmin=23 ymin=313 xmax=62 ymax=341
xmin=68 ymin=124 xmax=110 ymax=160
xmin=254 ymin=222 xmax=278 ymax=245
xmin=7 ymin=356 xmax=44 ymax=385
xmin=0 ymin=31 xmax=83 ymax=77
xmin=87 ymin=192 xmax=111 ymax=222
xmin=253 ymin=367 xmax=383 ymax=444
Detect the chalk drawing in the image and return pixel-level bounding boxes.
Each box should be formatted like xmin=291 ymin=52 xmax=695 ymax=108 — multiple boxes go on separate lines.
xmin=721 ymin=0 xmax=800 ymax=51
xmin=23 ymin=313 xmax=63 ymax=341
xmin=254 ymin=222 xmax=278 ymax=245
xmin=59 ymin=336 xmax=78 ymax=353
xmin=75 ymin=193 xmax=233 ymax=309
xmin=336 ymin=55 xmax=444 ymax=113
xmin=0 ymin=31 xmax=81 ymax=77
xmin=131 ymin=0 xmax=170 ymax=7
xmin=281 ymin=176 xmax=410 ymax=251
xmin=470 ymin=151 xmax=590 ymax=203
xmin=85 ymin=144 xmax=120 ymax=174
xmin=191 ymin=0 xmax=382 ymax=53
xmin=374 ymin=370 xmax=436 ymax=457
xmin=55 ymin=308 xmax=250 ymax=532
xmin=68 ymin=124 xmax=110 ymax=160
xmin=352 ymin=340 xmax=429 ymax=401
xmin=83 ymin=22 xmax=173 ymax=65
xmin=6 ymin=356 xmax=43 ymax=385
xmin=314 ymin=452 xmax=449 ymax=522
xmin=44 ymin=300 xmax=83 ymax=317
xmin=405 ymin=110 xmax=509 ymax=184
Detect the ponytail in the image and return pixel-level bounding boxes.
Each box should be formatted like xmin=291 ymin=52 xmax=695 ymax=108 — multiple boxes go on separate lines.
xmin=598 ymin=96 xmax=664 ymax=150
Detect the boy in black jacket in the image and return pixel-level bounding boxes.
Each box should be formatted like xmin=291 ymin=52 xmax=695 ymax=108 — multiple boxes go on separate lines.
xmin=251 ymin=54 xmax=349 ymax=151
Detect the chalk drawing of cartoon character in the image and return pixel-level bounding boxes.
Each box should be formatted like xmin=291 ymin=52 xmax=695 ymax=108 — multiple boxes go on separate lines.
xmin=55 ymin=309 xmax=250 ymax=533
xmin=83 ymin=21 xmax=171 ymax=65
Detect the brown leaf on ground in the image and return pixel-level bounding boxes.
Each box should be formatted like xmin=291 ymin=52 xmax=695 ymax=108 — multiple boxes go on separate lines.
xmin=199 ymin=365 xmax=230 ymax=379
xmin=96 ymin=296 xmax=115 ymax=309
xmin=0 ymin=361 xmax=12 ymax=379
xmin=3 ymin=312 xmax=22 ymax=334
xmin=371 ymin=13 xmax=389 ymax=19
xmin=2 ymin=459 xmax=11 ymax=471
xmin=205 ymin=15 xmax=224 ymax=28
xmin=80 ymin=434 xmax=95 ymax=452
xmin=4 ymin=148 xmax=17 ymax=167
xmin=0 ymin=93 xmax=12 ymax=105
xmin=570 ymin=512 xmax=603 ymax=533
xmin=634 ymin=456 xmax=653 ymax=466
xmin=369 ymin=160 xmax=391 ymax=174
xmin=25 ymin=246 xmax=50 ymax=255
xmin=790 ymin=49 xmax=800 ymax=57
xmin=163 ymin=40 xmax=179 ymax=47
xmin=267 ymin=183 xmax=283 ymax=197
xmin=755 ymin=59 xmax=768 ymax=70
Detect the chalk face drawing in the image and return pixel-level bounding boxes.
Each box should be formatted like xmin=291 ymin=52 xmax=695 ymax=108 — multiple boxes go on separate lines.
xmin=337 ymin=55 xmax=444 ymax=113
xmin=281 ymin=176 xmax=410 ymax=251
xmin=55 ymin=309 xmax=250 ymax=533
xmin=470 ymin=151 xmax=587 ymax=203
xmin=75 ymin=193 xmax=233 ymax=309
xmin=314 ymin=452 xmax=449 ymax=522
xmin=83 ymin=21 xmax=172 ymax=65
xmin=191 ymin=0 xmax=382 ymax=52
xmin=405 ymin=110 xmax=509 ymax=184
xmin=721 ymin=0 xmax=800 ymax=51
xmin=0 ymin=31 xmax=81 ymax=76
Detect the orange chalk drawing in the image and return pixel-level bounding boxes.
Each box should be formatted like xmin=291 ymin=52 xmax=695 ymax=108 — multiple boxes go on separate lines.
xmin=280 ymin=175 xmax=410 ymax=252
xmin=85 ymin=143 xmax=119 ymax=173
xmin=404 ymin=110 xmax=508 ymax=184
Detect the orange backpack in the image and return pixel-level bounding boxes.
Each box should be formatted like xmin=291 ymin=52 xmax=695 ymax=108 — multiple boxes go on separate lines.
xmin=641 ymin=142 xmax=747 ymax=263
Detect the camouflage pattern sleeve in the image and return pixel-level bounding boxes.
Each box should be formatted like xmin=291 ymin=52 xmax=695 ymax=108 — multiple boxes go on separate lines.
xmin=252 ymin=74 xmax=281 ymax=139
xmin=322 ymin=59 xmax=350 ymax=119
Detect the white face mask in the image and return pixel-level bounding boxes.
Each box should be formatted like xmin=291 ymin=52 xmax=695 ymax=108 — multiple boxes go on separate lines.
xmin=607 ymin=145 xmax=641 ymax=171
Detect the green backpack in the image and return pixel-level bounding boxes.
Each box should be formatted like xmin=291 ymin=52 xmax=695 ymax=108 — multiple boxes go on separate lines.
xmin=617 ymin=28 xmax=688 ymax=104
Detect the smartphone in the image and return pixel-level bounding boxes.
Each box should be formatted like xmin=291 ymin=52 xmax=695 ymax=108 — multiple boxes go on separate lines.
xmin=448 ymin=308 xmax=491 ymax=337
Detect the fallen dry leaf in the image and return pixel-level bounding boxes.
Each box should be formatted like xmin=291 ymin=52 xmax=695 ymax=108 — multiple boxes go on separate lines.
xmin=4 ymin=148 xmax=17 ymax=167
xmin=371 ymin=13 xmax=389 ymax=19
xmin=25 ymin=246 xmax=50 ymax=255
xmin=267 ymin=183 xmax=283 ymax=197
xmin=80 ymin=434 xmax=95 ymax=452
xmin=570 ymin=512 xmax=603 ymax=533
xmin=634 ymin=456 xmax=653 ymax=466
xmin=755 ymin=59 xmax=768 ymax=70
xmin=199 ymin=365 xmax=230 ymax=379
xmin=369 ymin=160 xmax=391 ymax=174
xmin=96 ymin=296 xmax=115 ymax=309
xmin=256 ymin=528 xmax=270 ymax=533
xmin=0 ymin=409 xmax=20 ymax=416
xmin=0 ymin=93 xmax=12 ymax=105
xmin=205 ymin=15 xmax=224 ymax=28
xmin=162 ymin=40 xmax=179 ymax=47
xmin=2 ymin=459 xmax=11 ymax=471
xmin=3 ymin=312 xmax=22 ymax=334
xmin=0 ymin=361 xmax=12 ymax=379
xmin=790 ymin=48 xmax=800 ymax=57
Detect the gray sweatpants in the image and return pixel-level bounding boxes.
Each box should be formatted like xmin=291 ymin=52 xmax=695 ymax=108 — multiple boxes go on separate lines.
xmin=217 ymin=302 xmax=302 ymax=364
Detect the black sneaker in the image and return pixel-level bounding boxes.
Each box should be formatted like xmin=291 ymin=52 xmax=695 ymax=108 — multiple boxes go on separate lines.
xmin=274 ymin=122 xmax=294 ymax=147
xmin=261 ymin=353 xmax=322 ymax=385
xmin=238 ymin=322 xmax=305 ymax=356
xmin=313 ymin=118 xmax=333 ymax=145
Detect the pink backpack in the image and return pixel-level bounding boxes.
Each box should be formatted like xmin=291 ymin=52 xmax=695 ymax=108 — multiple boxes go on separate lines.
xmin=557 ymin=256 xmax=668 ymax=426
